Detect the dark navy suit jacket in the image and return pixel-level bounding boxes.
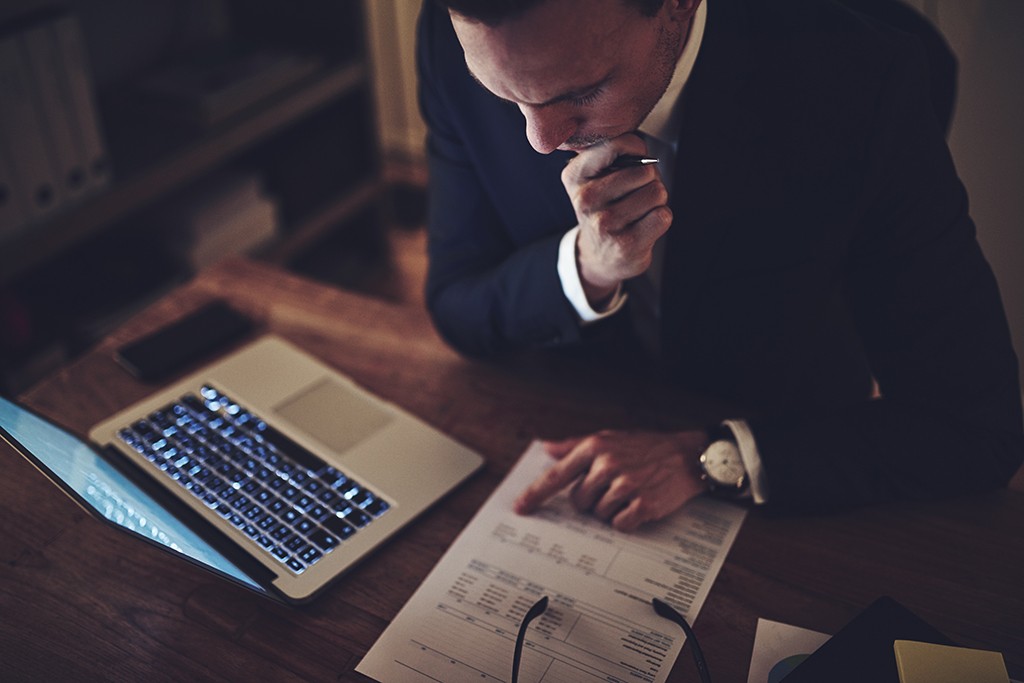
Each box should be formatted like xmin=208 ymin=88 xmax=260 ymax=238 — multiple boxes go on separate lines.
xmin=416 ymin=0 xmax=1023 ymax=510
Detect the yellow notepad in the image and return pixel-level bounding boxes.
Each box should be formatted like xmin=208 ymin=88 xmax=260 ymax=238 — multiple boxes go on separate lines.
xmin=894 ymin=640 xmax=1009 ymax=683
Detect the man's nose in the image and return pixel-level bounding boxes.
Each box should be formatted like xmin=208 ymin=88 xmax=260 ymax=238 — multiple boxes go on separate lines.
xmin=520 ymin=104 xmax=578 ymax=154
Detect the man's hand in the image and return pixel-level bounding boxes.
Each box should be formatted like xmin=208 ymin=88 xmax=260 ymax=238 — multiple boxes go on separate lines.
xmin=513 ymin=429 xmax=710 ymax=531
xmin=562 ymin=133 xmax=672 ymax=307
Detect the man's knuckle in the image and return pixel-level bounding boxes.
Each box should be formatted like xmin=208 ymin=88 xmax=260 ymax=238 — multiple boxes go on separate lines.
xmin=615 ymin=470 xmax=640 ymax=489
xmin=587 ymin=432 xmax=612 ymax=449
xmin=631 ymin=497 xmax=655 ymax=520
xmin=653 ymin=182 xmax=669 ymax=206
xmin=590 ymin=460 xmax=616 ymax=481
xmin=653 ymin=205 xmax=672 ymax=226
xmin=561 ymin=163 xmax=577 ymax=185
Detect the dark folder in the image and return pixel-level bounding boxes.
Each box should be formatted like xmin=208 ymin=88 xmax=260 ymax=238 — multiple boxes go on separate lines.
xmin=782 ymin=596 xmax=955 ymax=682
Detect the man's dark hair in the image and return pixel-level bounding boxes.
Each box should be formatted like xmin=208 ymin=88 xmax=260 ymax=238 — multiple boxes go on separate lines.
xmin=437 ymin=0 xmax=664 ymax=26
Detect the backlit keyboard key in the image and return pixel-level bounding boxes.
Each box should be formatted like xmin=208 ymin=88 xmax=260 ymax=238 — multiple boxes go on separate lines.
xmin=116 ymin=388 xmax=390 ymax=576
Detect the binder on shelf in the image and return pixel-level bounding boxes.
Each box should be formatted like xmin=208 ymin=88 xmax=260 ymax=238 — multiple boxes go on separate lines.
xmin=0 ymin=31 xmax=63 ymax=225
xmin=20 ymin=21 xmax=89 ymax=206
xmin=0 ymin=134 xmax=29 ymax=240
xmin=49 ymin=12 xmax=110 ymax=193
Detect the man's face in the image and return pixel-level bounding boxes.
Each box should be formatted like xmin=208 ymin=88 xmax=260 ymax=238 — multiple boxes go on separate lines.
xmin=452 ymin=0 xmax=693 ymax=154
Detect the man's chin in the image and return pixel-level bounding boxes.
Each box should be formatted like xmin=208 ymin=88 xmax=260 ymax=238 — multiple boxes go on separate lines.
xmin=558 ymin=138 xmax=608 ymax=152
xmin=557 ymin=130 xmax=640 ymax=152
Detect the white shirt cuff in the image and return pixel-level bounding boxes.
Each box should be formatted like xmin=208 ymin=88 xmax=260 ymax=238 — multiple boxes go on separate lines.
xmin=722 ymin=418 xmax=769 ymax=505
xmin=557 ymin=226 xmax=628 ymax=323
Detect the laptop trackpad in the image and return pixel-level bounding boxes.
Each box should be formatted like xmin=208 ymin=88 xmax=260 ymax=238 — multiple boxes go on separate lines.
xmin=273 ymin=379 xmax=393 ymax=455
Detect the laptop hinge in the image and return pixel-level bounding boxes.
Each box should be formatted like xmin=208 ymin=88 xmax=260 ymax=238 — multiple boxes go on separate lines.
xmin=100 ymin=444 xmax=280 ymax=590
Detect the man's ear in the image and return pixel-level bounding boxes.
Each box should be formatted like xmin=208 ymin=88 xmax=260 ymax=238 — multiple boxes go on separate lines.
xmin=666 ymin=0 xmax=703 ymax=22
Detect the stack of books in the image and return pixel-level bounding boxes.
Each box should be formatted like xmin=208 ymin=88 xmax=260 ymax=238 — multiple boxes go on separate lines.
xmin=0 ymin=9 xmax=110 ymax=242
xmin=156 ymin=171 xmax=279 ymax=272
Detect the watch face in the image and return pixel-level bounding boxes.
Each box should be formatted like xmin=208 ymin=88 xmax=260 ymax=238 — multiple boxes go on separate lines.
xmin=701 ymin=440 xmax=746 ymax=488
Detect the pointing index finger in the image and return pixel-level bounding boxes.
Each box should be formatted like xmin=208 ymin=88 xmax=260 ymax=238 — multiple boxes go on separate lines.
xmin=513 ymin=445 xmax=596 ymax=515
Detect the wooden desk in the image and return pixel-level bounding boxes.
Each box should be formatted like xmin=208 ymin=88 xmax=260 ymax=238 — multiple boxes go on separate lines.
xmin=3 ymin=258 xmax=1022 ymax=681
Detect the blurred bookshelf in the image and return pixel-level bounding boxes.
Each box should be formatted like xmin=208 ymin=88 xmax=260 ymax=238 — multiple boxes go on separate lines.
xmin=0 ymin=0 xmax=384 ymax=392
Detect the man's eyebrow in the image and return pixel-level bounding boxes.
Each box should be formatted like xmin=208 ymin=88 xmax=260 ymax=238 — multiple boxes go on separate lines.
xmin=465 ymin=64 xmax=610 ymax=108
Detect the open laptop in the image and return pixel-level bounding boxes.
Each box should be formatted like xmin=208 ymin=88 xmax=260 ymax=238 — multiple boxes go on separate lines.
xmin=0 ymin=335 xmax=483 ymax=604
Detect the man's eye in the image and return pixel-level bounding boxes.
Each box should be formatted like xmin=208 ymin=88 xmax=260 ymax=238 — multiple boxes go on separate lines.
xmin=569 ymin=88 xmax=603 ymax=107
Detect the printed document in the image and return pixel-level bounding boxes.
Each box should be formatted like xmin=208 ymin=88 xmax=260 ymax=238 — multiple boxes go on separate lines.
xmin=358 ymin=441 xmax=747 ymax=683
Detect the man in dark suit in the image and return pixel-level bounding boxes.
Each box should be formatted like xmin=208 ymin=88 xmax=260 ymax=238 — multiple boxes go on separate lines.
xmin=417 ymin=0 xmax=1023 ymax=528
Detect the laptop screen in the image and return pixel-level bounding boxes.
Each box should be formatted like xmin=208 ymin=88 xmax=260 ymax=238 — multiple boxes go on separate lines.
xmin=0 ymin=395 xmax=263 ymax=592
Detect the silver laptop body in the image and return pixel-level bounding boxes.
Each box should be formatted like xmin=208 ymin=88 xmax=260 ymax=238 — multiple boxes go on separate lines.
xmin=79 ymin=334 xmax=483 ymax=602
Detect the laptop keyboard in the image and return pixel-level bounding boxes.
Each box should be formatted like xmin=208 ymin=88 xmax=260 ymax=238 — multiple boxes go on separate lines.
xmin=116 ymin=385 xmax=390 ymax=575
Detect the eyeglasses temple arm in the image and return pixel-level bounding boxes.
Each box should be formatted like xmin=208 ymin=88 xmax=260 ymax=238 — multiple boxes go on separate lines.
xmin=512 ymin=596 xmax=549 ymax=683
xmin=652 ymin=598 xmax=712 ymax=683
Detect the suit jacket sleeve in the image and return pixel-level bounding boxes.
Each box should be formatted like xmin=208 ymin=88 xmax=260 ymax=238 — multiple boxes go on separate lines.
xmin=750 ymin=37 xmax=1023 ymax=511
xmin=416 ymin=3 xmax=584 ymax=357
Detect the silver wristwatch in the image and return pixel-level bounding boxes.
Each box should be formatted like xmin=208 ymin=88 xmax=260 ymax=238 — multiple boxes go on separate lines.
xmin=699 ymin=426 xmax=749 ymax=496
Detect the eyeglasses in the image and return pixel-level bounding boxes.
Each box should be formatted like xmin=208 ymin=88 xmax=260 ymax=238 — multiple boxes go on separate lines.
xmin=512 ymin=595 xmax=712 ymax=683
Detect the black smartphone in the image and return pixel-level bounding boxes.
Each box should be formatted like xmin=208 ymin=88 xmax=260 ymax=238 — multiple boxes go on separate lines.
xmin=114 ymin=300 xmax=253 ymax=382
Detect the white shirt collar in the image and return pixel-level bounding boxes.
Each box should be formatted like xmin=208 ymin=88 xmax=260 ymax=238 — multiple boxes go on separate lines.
xmin=639 ymin=0 xmax=707 ymax=144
